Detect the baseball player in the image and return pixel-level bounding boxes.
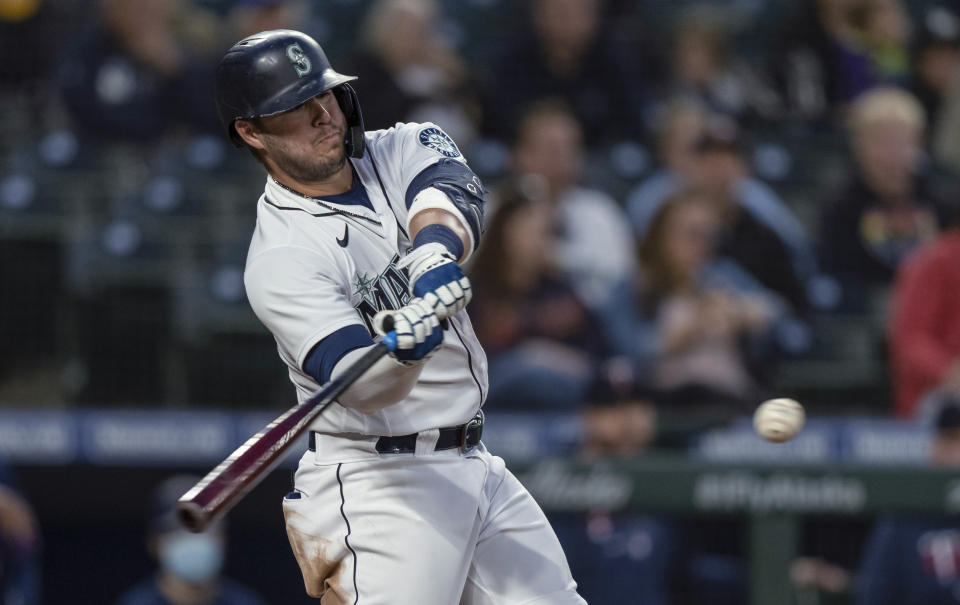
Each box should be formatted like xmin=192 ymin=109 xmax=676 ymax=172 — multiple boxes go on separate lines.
xmin=214 ymin=30 xmax=585 ymax=604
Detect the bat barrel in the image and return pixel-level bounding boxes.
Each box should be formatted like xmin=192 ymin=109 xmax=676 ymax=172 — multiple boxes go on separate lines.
xmin=177 ymin=500 xmax=209 ymax=533
xmin=176 ymin=436 xmax=293 ymax=533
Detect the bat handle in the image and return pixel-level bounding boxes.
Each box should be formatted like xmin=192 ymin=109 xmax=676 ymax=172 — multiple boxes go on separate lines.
xmin=380 ymin=330 xmax=398 ymax=352
xmin=376 ymin=309 xmax=449 ymax=342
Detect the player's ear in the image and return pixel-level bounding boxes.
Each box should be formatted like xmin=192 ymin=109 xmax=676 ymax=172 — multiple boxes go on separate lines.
xmin=234 ymin=119 xmax=267 ymax=152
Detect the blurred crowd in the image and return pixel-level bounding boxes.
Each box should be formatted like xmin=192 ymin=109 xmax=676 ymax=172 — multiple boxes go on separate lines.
xmin=3 ymin=0 xmax=960 ymax=602
xmin=4 ymin=0 xmax=958 ymax=419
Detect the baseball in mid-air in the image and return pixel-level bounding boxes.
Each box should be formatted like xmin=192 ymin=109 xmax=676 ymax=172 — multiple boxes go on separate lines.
xmin=753 ymin=398 xmax=805 ymax=443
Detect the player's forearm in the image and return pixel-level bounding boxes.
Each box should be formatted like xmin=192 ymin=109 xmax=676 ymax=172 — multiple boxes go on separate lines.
xmin=409 ymin=208 xmax=471 ymax=263
xmin=332 ymin=345 xmax=424 ymax=413
xmin=400 ymin=199 xmax=475 ymax=322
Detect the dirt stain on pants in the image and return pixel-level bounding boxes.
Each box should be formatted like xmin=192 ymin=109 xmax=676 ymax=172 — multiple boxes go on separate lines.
xmin=285 ymin=511 xmax=350 ymax=603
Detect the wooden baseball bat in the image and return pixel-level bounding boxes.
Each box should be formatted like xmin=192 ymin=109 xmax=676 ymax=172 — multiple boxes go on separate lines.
xmin=177 ymin=332 xmax=397 ymax=532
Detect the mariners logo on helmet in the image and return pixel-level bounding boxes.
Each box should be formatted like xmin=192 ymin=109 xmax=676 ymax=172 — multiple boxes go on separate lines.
xmin=285 ymin=43 xmax=312 ymax=77
xmin=418 ymin=127 xmax=461 ymax=158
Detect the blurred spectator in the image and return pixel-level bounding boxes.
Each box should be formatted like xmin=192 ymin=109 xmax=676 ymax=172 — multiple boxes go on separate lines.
xmin=849 ymin=0 xmax=912 ymax=92
xmin=482 ymin=0 xmax=645 ymax=146
xmin=469 ymin=185 xmax=605 ymax=412
xmin=0 ymin=461 xmax=40 ymax=605
xmin=58 ymin=0 xmax=220 ymax=143
xmin=929 ymin=7 xmax=960 ymax=169
xmin=0 ymin=0 xmax=84 ymax=139
xmin=771 ymin=0 xmax=847 ymax=121
xmin=775 ymin=0 xmax=911 ymax=111
xmin=626 ymin=99 xmax=707 ymax=223
xmin=663 ymin=11 xmax=780 ymax=123
xmin=556 ymin=376 xmax=744 ymax=604
xmin=857 ymin=395 xmax=960 ymax=604
xmin=551 ymin=380 xmax=680 ymax=605
xmin=830 ymin=0 xmax=912 ymax=102
xmin=116 ymin=475 xmax=265 ymax=605
xmin=608 ymin=189 xmax=784 ymax=406
xmin=343 ymin=0 xmax=478 ymax=144
xmin=890 ymin=208 xmax=960 ymax=417
xmin=510 ymin=100 xmax=635 ymax=309
xmin=227 ymin=0 xmax=306 ymax=40
xmin=628 ymin=99 xmax=707 ymax=212
xmin=581 ymin=391 xmax=657 ymax=458
xmin=910 ymin=6 xmax=960 ymax=135
xmin=0 ymin=0 xmax=46 ymax=90
xmin=819 ymin=87 xmax=955 ymax=305
xmin=628 ymin=112 xmax=817 ymax=313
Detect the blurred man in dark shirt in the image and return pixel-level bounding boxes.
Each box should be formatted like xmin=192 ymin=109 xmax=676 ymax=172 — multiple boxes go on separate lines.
xmin=550 ymin=379 xmax=680 ymax=605
xmin=58 ymin=0 xmax=219 ymax=142
xmin=343 ymin=0 xmax=478 ymax=145
xmin=687 ymin=117 xmax=814 ymax=314
xmin=483 ymin=0 xmax=645 ymax=146
xmin=857 ymin=396 xmax=960 ymax=605
xmin=909 ymin=7 xmax=960 ymax=134
xmin=628 ymin=105 xmax=818 ymax=318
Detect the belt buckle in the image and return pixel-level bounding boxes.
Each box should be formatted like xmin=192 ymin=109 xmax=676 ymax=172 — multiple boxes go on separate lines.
xmin=460 ymin=410 xmax=484 ymax=452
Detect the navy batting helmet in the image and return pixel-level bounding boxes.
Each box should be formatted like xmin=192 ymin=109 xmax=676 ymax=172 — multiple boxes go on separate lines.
xmin=214 ymin=29 xmax=365 ymax=158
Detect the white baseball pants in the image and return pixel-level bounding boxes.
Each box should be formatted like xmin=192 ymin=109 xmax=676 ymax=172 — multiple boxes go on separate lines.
xmin=282 ymin=441 xmax=586 ymax=604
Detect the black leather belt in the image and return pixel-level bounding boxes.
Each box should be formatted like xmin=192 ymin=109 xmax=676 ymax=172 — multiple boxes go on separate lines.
xmin=308 ymin=411 xmax=484 ymax=454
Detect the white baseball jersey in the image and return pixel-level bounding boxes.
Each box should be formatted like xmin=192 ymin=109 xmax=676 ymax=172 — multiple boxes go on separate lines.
xmin=245 ymin=121 xmax=585 ymax=605
xmin=244 ymin=122 xmax=488 ymax=436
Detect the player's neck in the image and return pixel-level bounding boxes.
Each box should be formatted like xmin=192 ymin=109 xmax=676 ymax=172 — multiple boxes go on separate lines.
xmin=270 ymin=163 xmax=353 ymax=198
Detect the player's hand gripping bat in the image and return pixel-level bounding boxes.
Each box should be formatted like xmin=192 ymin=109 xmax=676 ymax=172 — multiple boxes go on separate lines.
xmin=177 ymin=332 xmax=398 ymax=533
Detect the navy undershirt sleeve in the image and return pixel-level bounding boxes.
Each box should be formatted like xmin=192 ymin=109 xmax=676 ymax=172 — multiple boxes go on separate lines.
xmin=303 ymin=324 xmax=375 ymax=384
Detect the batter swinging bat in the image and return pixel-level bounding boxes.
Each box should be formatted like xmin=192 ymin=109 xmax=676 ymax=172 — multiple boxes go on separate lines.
xmin=177 ymin=332 xmax=398 ymax=533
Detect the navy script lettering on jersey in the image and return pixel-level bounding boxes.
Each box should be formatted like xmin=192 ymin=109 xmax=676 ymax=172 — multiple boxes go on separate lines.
xmin=353 ymin=254 xmax=411 ymax=334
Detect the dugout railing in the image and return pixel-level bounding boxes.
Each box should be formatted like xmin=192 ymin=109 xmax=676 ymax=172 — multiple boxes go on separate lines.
xmin=513 ymin=455 xmax=960 ymax=605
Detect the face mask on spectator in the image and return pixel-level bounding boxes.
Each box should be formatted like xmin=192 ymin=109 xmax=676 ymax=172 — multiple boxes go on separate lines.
xmin=159 ymin=531 xmax=224 ymax=584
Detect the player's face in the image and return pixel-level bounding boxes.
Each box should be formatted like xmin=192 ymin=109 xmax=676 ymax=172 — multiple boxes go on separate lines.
xmin=252 ymin=91 xmax=349 ymax=184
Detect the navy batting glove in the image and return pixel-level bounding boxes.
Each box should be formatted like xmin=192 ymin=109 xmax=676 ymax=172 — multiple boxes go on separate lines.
xmin=372 ymin=298 xmax=443 ymax=364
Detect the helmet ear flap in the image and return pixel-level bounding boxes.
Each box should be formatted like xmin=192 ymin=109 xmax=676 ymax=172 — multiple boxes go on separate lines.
xmin=334 ymin=83 xmax=365 ymax=159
